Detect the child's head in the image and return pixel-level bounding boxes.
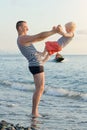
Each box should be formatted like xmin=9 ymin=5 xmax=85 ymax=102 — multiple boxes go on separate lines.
xmin=65 ymin=22 xmax=76 ymax=33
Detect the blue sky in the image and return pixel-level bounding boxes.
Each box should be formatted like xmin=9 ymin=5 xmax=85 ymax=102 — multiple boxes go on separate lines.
xmin=0 ymin=0 xmax=87 ymax=54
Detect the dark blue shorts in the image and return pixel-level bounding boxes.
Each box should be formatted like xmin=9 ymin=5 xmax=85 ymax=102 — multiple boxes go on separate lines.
xmin=29 ymin=66 xmax=44 ymax=75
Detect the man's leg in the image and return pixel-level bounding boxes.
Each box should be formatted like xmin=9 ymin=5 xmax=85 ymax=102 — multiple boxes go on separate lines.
xmin=32 ymin=72 xmax=45 ymax=117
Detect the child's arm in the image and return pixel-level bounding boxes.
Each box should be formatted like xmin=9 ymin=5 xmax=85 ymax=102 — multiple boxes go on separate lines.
xmin=57 ymin=25 xmax=74 ymax=38
xmin=59 ymin=31 xmax=74 ymax=38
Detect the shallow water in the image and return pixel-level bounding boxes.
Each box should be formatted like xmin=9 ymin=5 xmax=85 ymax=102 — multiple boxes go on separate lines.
xmin=0 ymin=54 xmax=87 ymax=130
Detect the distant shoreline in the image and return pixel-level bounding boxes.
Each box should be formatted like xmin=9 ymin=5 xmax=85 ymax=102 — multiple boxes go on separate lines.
xmin=0 ymin=52 xmax=87 ymax=56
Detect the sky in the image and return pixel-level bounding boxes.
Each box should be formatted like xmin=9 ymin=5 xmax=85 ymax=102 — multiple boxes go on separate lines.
xmin=0 ymin=0 xmax=87 ymax=54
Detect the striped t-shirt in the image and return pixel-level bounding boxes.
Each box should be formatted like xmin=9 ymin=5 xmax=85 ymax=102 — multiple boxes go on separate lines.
xmin=57 ymin=36 xmax=73 ymax=48
xmin=17 ymin=40 xmax=43 ymax=67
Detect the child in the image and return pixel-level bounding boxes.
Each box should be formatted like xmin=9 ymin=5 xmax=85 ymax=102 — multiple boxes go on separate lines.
xmin=42 ymin=22 xmax=76 ymax=62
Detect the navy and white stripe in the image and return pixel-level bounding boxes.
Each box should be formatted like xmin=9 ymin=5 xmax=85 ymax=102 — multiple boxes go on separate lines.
xmin=17 ymin=40 xmax=43 ymax=66
xmin=57 ymin=36 xmax=73 ymax=48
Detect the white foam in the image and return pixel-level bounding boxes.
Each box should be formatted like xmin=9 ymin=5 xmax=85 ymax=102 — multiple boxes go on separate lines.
xmin=6 ymin=103 xmax=19 ymax=107
xmin=45 ymin=88 xmax=69 ymax=96
xmin=45 ymin=88 xmax=87 ymax=101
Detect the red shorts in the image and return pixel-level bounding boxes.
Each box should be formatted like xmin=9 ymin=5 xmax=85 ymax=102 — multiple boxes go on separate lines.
xmin=45 ymin=41 xmax=62 ymax=55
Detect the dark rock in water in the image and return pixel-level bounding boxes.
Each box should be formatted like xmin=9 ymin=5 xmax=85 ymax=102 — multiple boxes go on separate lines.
xmin=0 ymin=120 xmax=31 ymax=130
xmin=0 ymin=120 xmax=14 ymax=130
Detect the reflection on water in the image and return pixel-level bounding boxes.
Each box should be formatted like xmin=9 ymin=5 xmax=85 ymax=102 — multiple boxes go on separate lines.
xmin=30 ymin=117 xmax=42 ymax=130
xmin=29 ymin=114 xmax=50 ymax=130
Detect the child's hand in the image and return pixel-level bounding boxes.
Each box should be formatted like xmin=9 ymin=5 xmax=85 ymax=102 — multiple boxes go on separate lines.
xmin=57 ymin=25 xmax=63 ymax=32
xmin=52 ymin=25 xmax=63 ymax=33
xmin=52 ymin=25 xmax=62 ymax=33
xmin=52 ymin=26 xmax=56 ymax=30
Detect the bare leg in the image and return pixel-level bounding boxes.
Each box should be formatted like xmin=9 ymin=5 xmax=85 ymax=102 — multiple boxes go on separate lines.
xmin=32 ymin=72 xmax=45 ymax=117
xmin=42 ymin=53 xmax=50 ymax=63
xmin=38 ymin=47 xmax=47 ymax=57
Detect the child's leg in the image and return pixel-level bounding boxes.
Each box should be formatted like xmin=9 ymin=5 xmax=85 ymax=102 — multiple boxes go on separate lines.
xmin=38 ymin=47 xmax=47 ymax=57
xmin=42 ymin=53 xmax=50 ymax=63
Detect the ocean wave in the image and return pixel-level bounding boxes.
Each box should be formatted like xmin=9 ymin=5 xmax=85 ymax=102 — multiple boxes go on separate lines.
xmin=0 ymin=80 xmax=34 ymax=92
xmin=0 ymin=80 xmax=12 ymax=87
xmin=45 ymin=88 xmax=87 ymax=101
xmin=0 ymin=101 xmax=19 ymax=108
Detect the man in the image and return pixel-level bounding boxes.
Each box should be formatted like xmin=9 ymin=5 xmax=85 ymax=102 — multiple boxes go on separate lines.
xmin=16 ymin=21 xmax=59 ymax=117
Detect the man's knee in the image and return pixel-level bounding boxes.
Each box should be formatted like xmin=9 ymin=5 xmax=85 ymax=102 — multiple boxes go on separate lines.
xmin=38 ymin=85 xmax=44 ymax=93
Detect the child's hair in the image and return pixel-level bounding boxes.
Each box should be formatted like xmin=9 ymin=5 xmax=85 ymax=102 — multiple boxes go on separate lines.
xmin=65 ymin=22 xmax=76 ymax=32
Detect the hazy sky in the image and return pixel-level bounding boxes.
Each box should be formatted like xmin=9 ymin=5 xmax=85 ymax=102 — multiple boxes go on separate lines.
xmin=0 ymin=0 xmax=87 ymax=54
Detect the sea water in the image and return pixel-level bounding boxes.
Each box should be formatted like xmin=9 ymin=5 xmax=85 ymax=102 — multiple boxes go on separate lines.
xmin=0 ymin=54 xmax=87 ymax=130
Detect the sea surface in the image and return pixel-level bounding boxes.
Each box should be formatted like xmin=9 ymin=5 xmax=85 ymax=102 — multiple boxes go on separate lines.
xmin=0 ymin=54 xmax=87 ymax=130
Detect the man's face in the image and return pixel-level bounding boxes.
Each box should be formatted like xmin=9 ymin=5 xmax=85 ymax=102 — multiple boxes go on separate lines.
xmin=20 ymin=22 xmax=29 ymax=34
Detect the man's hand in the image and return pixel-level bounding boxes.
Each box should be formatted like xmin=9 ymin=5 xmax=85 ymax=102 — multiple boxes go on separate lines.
xmin=57 ymin=25 xmax=63 ymax=32
xmin=52 ymin=25 xmax=63 ymax=33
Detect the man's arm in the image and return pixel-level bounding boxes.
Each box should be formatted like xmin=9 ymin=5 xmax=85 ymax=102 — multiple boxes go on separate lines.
xmin=19 ymin=29 xmax=58 ymax=46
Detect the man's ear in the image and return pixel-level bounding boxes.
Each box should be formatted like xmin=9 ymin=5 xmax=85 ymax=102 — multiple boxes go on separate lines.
xmin=19 ymin=26 xmax=22 ymax=31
